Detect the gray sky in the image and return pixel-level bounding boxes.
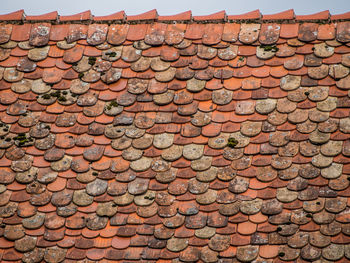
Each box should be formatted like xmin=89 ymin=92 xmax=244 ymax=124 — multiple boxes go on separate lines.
xmin=1 ymin=0 xmax=349 ymax=16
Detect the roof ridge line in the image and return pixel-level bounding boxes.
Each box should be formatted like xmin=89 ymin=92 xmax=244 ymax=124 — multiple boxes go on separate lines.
xmin=0 ymin=9 xmax=349 ymax=23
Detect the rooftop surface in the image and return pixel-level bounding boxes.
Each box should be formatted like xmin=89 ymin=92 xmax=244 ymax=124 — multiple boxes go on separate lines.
xmin=0 ymin=9 xmax=349 ymax=263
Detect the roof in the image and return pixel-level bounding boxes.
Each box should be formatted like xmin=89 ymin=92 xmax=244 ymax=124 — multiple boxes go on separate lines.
xmin=0 ymin=8 xmax=349 ymax=263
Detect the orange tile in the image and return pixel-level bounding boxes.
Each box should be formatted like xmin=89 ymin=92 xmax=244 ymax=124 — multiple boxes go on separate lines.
xmin=50 ymin=24 xmax=69 ymax=41
xmin=126 ymin=24 xmax=148 ymax=41
xmin=33 ymin=156 xmax=50 ymax=167
xmin=228 ymin=9 xmax=261 ymax=20
xmin=296 ymin=10 xmax=329 ymax=20
xmin=60 ymin=10 xmax=91 ymax=21
xmin=202 ymin=23 xmax=224 ymax=45
xmin=270 ymin=65 xmax=288 ymax=78
xmin=230 ymin=233 xmax=251 ymax=246
xmin=46 ymin=102 xmax=65 ymax=114
xmin=165 ymin=24 xmax=187 ymax=45
xmin=94 ymin=237 xmax=112 ymax=248
xmin=127 ymin=9 xmax=157 ymax=21
xmin=252 ymin=66 xmax=270 ymax=78
xmin=47 ymin=177 xmax=67 ymax=192
xmin=262 ymin=9 xmax=295 ymax=20
xmin=159 ymin=11 xmax=191 ymax=21
xmin=42 ymin=67 xmax=64 ymax=84
xmin=222 ymin=23 xmax=240 ymax=42
xmin=317 ymin=23 xmax=336 ymax=40
xmin=242 ymin=77 xmax=261 ymax=90
xmin=11 ymin=24 xmax=31 ymax=41
xmin=280 ymin=24 xmax=299 ymax=39
xmin=185 ymin=23 xmax=205 ymax=40
xmin=249 ymin=213 xmax=268 ymax=224
xmin=95 ymin=114 xmax=114 ymax=125
xmin=94 ymin=11 xmax=125 ymax=21
xmin=237 ymin=221 xmax=257 ymax=235
xmin=26 ymin=11 xmax=58 ymax=21
xmin=259 ymin=245 xmax=279 ymax=258
xmin=107 ymin=24 xmax=129 ymax=45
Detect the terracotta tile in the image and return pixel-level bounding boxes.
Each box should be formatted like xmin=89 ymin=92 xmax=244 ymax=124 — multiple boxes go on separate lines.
xmin=317 ymin=24 xmax=336 ymax=40
xmin=63 ymin=45 xmax=84 ymax=64
xmin=48 ymin=24 xmax=68 ymax=41
xmin=185 ymin=23 xmax=205 ymax=40
xmin=144 ymin=23 xmax=167 ymax=46
xmin=228 ymin=9 xmax=261 ymax=20
xmin=0 ymin=24 xmax=12 ymax=45
xmin=194 ymin=10 xmax=226 ymax=21
xmin=298 ymin=23 xmax=318 ymax=42
xmin=66 ymin=24 xmax=88 ymax=43
xmin=159 ymin=11 xmax=191 ymax=21
xmin=26 ymin=11 xmax=58 ymax=21
xmin=337 ymin=21 xmax=350 ymax=43
xmin=280 ymin=24 xmax=299 ymax=39
xmin=164 ymin=23 xmax=186 ymax=45
xmin=202 ymin=23 xmax=224 ymax=45
xmin=87 ymin=24 xmax=108 ymax=46
xmin=11 ymin=24 xmax=31 ymax=41
xmin=259 ymin=23 xmax=280 ymax=45
xmin=126 ymin=24 xmax=148 ymax=42
xmin=262 ymin=9 xmax=295 ymax=20
xmin=42 ymin=67 xmax=64 ymax=84
xmin=86 ymin=248 xmax=105 ymax=261
xmin=230 ymin=233 xmax=251 ymax=246
xmin=296 ymin=10 xmax=330 ymax=20
xmin=29 ymin=23 xmax=51 ymax=47
xmin=331 ymin=11 xmax=350 ymax=21
xmin=94 ymin=11 xmax=125 ymax=21
xmin=259 ymin=245 xmax=279 ymax=258
xmin=127 ymin=9 xmax=158 ymax=21
xmin=60 ymin=10 xmax=92 ymax=22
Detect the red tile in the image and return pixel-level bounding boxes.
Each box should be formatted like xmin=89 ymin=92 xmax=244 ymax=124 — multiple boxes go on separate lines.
xmin=26 ymin=11 xmax=58 ymax=21
xmin=228 ymin=9 xmax=261 ymax=20
xmin=63 ymin=45 xmax=84 ymax=64
xmin=144 ymin=23 xmax=167 ymax=46
xmin=159 ymin=11 xmax=192 ymax=21
xmin=280 ymin=24 xmax=299 ymax=39
xmin=94 ymin=11 xmax=125 ymax=21
xmin=193 ymin=10 xmax=226 ymax=21
xmin=42 ymin=67 xmax=64 ymax=84
xmin=11 ymin=24 xmax=31 ymax=41
xmin=259 ymin=245 xmax=279 ymax=258
xmin=50 ymin=24 xmax=69 ymax=41
xmin=127 ymin=9 xmax=158 ymax=21
xmin=60 ymin=10 xmax=92 ymax=21
xmin=331 ymin=11 xmax=350 ymax=20
xmin=298 ymin=23 xmax=318 ymax=42
xmin=336 ymin=22 xmax=350 ymax=43
xmin=107 ymin=24 xmax=129 ymax=45
xmin=296 ymin=10 xmax=330 ymax=20
xmin=222 ymin=23 xmax=240 ymax=42
xmin=317 ymin=23 xmax=336 ymax=40
xmin=0 ymin=9 xmax=24 ymax=21
xmin=202 ymin=23 xmax=224 ymax=45
xmin=165 ymin=23 xmax=186 ymax=45
xmin=185 ymin=23 xmax=205 ymax=40
xmin=126 ymin=24 xmax=148 ymax=41
xmin=262 ymin=9 xmax=295 ymax=20
xmin=86 ymin=248 xmax=105 ymax=261
xmin=259 ymin=23 xmax=280 ymax=45
xmin=87 ymin=24 xmax=108 ymax=46
xmin=66 ymin=24 xmax=88 ymax=43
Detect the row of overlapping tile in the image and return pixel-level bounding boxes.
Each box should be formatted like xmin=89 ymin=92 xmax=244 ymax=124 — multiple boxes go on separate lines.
xmin=1 ymin=9 xmax=350 ymax=22
xmin=0 ymin=12 xmax=350 ymax=263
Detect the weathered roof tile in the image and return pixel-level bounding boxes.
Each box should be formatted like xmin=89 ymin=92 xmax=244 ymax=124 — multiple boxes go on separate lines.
xmin=0 ymin=9 xmax=349 ymax=262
